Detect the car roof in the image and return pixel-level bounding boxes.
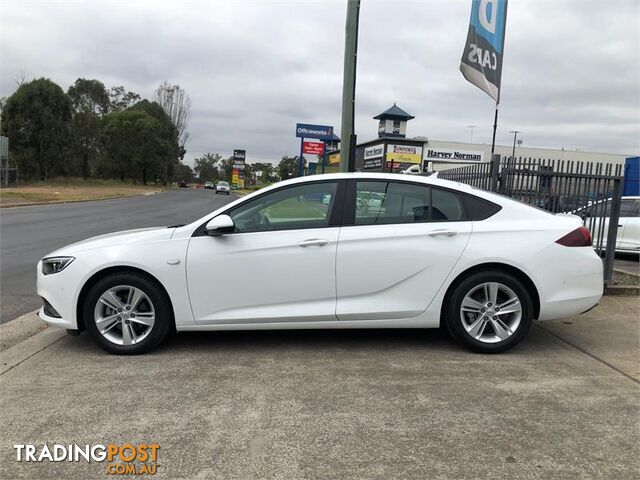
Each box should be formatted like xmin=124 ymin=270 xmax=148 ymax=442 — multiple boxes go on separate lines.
xmin=278 ymin=172 xmax=475 ymax=192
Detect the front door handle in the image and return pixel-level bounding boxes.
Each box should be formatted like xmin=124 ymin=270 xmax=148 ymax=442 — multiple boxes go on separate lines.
xmin=298 ymin=238 xmax=329 ymax=247
xmin=428 ymin=229 xmax=458 ymax=237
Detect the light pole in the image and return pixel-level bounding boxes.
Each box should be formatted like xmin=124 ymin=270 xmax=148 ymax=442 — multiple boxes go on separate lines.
xmin=466 ymin=125 xmax=476 ymax=143
xmin=509 ymin=130 xmax=521 ymax=160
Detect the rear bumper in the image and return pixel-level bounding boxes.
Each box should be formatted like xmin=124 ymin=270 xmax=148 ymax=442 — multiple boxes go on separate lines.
xmin=535 ymin=247 xmax=604 ymax=321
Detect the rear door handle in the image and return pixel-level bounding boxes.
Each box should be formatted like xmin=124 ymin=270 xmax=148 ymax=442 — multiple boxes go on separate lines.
xmin=298 ymin=238 xmax=329 ymax=247
xmin=428 ymin=229 xmax=458 ymax=237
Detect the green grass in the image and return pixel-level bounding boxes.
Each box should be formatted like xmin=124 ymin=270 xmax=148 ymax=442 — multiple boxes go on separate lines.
xmin=23 ymin=177 xmax=163 ymax=187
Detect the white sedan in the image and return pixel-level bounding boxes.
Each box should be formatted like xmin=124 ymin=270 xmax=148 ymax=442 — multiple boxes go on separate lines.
xmin=576 ymin=196 xmax=640 ymax=253
xmin=37 ymin=173 xmax=603 ymax=355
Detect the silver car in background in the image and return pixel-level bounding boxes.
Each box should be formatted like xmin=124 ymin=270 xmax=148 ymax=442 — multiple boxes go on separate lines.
xmin=216 ymin=181 xmax=231 ymax=195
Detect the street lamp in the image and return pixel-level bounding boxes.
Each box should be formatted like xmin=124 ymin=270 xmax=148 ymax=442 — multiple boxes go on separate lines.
xmin=466 ymin=125 xmax=476 ymax=143
xmin=509 ymin=130 xmax=521 ymax=160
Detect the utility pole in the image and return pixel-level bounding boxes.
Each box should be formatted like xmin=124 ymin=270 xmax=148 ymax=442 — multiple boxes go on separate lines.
xmin=509 ymin=130 xmax=521 ymax=160
xmin=340 ymin=0 xmax=360 ymax=172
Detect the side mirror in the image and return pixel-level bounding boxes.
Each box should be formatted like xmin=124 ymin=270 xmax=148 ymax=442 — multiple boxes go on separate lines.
xmin=205 ymin=215 xmax=235 ymax=236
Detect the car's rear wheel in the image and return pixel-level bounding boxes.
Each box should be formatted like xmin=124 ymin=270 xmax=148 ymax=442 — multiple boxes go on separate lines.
xmin=445 ymin=271 xmax=533 ymax=353
xmin=84 ymin=272 xmax=172 ymax=355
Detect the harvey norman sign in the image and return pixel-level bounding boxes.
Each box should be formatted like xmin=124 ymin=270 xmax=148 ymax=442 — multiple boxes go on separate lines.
xmin=364 ymin=144 xmax=384 ymax=159
xmin=425 ymin=148 xmax=484 ymax=163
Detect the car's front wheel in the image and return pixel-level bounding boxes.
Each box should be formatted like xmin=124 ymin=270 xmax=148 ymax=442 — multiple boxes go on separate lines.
xmin=84 ymin=272 xmax=172 ymax=355
xmin=445 ymin=271 xmax=533 ymax=353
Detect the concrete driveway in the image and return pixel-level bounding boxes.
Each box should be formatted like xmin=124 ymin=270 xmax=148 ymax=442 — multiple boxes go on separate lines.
xmin=0 ymin=296 xmax=638 ymax=479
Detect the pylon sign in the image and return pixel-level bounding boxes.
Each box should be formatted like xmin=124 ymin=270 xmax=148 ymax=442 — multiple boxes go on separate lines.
xmin=232 ymin=149 xmax=246 ymax=188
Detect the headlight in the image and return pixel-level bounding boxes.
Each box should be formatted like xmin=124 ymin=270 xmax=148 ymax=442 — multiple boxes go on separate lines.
xmin=42 ymin=257 xmax=75 ymax=275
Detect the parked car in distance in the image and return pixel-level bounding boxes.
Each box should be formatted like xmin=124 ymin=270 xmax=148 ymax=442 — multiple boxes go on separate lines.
xmin=204 ymin=181 xmax=215 ymax=190
xmin=216 ymin=181 xmax=231 ymax=195
xmin=178 ymin=180 xmax=188 ymax=188
xmin=574 ymin=196 xmax=639 ymax=253
xmin=37 ymin=173 xmax=603 ymax=355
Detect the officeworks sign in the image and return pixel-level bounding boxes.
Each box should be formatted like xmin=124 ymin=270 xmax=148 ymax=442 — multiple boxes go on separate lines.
xmin=296 ymin=123 xmax=334 ymax=141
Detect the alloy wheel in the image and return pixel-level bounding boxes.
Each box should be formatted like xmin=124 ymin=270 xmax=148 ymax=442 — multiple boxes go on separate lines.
xmin=459 ymin=282 xmax=522 ymax=344
xmin=93 ymin=285 xmax=155 ymax=346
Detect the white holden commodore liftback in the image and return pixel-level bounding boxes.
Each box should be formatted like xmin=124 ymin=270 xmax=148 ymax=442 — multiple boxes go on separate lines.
xmin=37 ymin=173 xmax=603 ymax=355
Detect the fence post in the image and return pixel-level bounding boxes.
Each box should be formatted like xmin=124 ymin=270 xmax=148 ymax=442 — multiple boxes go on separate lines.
xmin=490 ymin=154 xmax=500 ymax=192
xmin=602 ymin=178 xmax=622 ymax=284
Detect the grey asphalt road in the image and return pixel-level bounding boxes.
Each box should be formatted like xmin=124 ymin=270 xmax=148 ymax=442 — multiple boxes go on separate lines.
xmin=0 ymin=189 xmax=236 ymax=323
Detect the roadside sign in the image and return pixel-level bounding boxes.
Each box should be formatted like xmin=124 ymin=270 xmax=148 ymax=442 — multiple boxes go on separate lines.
xmin=233 ymin=163 xmax=245 ymax=169
xmin=303 ymin=141 xmax=325 ymax=155
xmin=233 ymin=149 xmax=246 ymax=161
xmin=296 ymin=123 xmax=334 ymax=140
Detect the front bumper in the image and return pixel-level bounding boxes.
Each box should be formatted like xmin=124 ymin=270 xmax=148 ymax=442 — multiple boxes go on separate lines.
xmin=36 ymin=259 xmax=79 ymax=330
xmin=37 ymin=305 xmax=75 ymax=329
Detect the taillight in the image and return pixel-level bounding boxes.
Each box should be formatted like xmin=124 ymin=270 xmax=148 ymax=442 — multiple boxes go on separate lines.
xmin=556 ymin=226 xmax=592 ymax=247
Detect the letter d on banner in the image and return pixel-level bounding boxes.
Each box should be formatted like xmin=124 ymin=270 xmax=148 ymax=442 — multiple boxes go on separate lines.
xmin=460 ymin=0 xmax=508 ymax=101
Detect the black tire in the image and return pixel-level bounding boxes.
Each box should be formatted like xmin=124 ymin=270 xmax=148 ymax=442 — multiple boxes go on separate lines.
xmin=445 ymin=270 xmax=533 ymax=354
xmin=83 ymin=272 xmax=173 ymax=355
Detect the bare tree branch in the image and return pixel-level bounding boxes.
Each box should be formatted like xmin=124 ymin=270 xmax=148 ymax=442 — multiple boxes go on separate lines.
xmin=155 ymin=82 xmax=191 ymax=148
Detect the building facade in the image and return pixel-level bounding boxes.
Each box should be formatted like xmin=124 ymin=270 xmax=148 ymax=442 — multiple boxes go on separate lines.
xmin=325 ymin=104 xmax=629 ymax=174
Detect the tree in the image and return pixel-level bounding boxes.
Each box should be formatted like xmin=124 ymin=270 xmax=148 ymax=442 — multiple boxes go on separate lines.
xmin=218 ymin=156 xmax=235 ymax=182
xmin=174 ymin=162 xmax=194 ymax=183
xmin=155 ymin=83 xmax=191 ymax=184
xmin=155 ymin=82 xmax=190 ymax=151
xmin=67 ymin=78 xmax=110 ymax=178
xmin=193 ymin=153 xmax=221 ymax=181
xmin=1 ymin=78 xmax=72 ymax=180
xmin=277 ymin=155 xmax=304 ymax=181
xmin=251 ymin=162 xmax=275 ymax=183
xmin=108 ymin=86 xmax=141 ymax=112
xmin=100 ymin=109 xmax=166 ymax=184
xmin=242 ymin=162 xmax=254 ymax=185
xmin=131 ymin=99 xmax=180 ymax=184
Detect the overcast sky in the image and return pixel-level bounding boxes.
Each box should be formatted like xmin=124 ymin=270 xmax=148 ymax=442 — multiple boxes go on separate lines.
xmin=1 ymin=0 xmax=638 ymax=165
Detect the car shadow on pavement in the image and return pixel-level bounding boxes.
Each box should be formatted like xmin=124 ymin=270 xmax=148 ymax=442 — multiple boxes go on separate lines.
xmin=59 ymin=323 xmax=563 ymax=358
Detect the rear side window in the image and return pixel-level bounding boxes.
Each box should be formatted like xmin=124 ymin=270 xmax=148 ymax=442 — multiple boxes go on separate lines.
xmin=462 ymin=194 xmax=502 ymax=221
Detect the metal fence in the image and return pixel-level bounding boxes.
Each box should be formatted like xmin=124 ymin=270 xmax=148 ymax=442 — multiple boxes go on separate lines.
xmin=438 ymin=155 xmax=624 ymax=283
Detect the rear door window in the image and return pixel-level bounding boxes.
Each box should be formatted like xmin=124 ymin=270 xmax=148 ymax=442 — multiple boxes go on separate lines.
xmin=353 ymin=181 xmax=471 ymax=225
xmin=355 ymin=181 xmax=430 ymax=225
xmin=431 ymin=188 xmax=464 ymax=222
